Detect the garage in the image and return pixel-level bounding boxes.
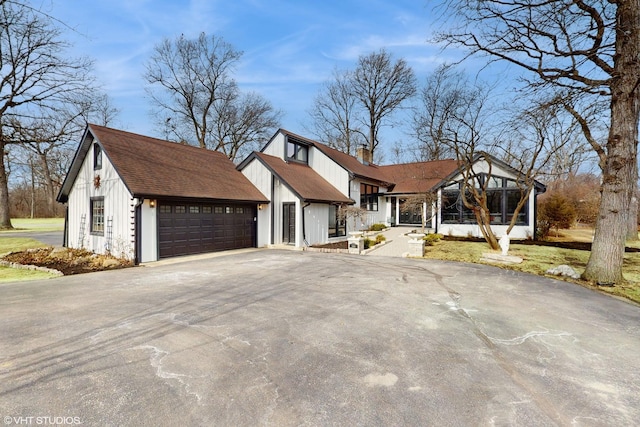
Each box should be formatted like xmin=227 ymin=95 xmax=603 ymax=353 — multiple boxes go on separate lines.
xmin=158 ymin=201 xmax=256 ymax=258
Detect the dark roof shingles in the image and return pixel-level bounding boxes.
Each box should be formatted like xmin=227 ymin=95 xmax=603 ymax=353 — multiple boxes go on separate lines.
xmin=89 ymin=124 xmax=268 ymax=202
xmin=254 ymin=152 xmax=352 ymax=204
xmin=379 ymin=160 xmax=459 ymax=194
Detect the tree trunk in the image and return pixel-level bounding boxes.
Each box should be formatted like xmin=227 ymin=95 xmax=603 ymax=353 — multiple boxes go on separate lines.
xmin=0 ymin=140 xmax=13 ymax=229
xmin=475 ymin=208 xmax=500 ymax=250
xmin=38 ymin=152 xmax=57 ymax=217
xmin=629 ymin=187 xmax=639 ymax=241
xmin=582 ymin=0 xmax=640 ymax=284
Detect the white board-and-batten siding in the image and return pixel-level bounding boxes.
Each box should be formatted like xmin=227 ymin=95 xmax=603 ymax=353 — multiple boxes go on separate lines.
xmin=66 ymin=144 xmax=135 ymax=259
xmin=309 ymin=149 xmax=350 ymax=198
xmin=240 ymin=158 xmax=272 ymax=247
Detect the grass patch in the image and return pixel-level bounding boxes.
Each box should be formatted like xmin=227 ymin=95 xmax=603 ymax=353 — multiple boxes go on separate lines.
xmin=0 ymin=237 xmax=53 ymax=282
xmin=0 ymin=237 xmax=48 ymax=255
xmin=423 ymin=239 xmax=640 ymax=305
xmin=0 ymin=266 xmax=56 ymax=282
xmin=1 ymin=218 xmax=64 ymax=232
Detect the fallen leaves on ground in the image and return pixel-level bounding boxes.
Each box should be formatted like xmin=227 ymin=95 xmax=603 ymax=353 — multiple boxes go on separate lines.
xmin=2 ymin=247 xmax=133 ymax=275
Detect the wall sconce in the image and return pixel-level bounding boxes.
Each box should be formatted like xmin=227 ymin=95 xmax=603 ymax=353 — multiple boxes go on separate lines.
xmin=258 ymin=204 xmax=264 ymax=210
xmin=149 ymin=199 xmax=156 ymax=208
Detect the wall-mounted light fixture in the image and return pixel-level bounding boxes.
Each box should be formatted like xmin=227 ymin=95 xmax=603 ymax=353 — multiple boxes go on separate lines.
xmin=149 ymin=199 xmax=156 ymax=208
xmin=258 ymin=204 xmax=264 ymax=210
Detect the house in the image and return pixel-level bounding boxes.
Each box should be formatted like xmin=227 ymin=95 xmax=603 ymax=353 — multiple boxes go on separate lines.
xmin=238 ymin=129 xmax=545 ymax=248
xmin=57 ymin=125 xmax=545 ymax=262
xmin=57 ymin=124 xmax=268 ymax=263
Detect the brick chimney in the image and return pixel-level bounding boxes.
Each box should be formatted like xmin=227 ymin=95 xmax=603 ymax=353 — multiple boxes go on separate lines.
xmin=356 ymin=145 xmax=372 ymax=165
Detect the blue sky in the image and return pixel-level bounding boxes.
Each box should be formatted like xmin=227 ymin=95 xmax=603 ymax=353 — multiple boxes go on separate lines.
xmin=45 ymin=0 xmax=480 ymax=160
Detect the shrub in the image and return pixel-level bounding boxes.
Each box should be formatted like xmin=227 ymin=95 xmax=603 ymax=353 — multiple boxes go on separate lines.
xmin=375 ymin=234 xmax=386 ymax=244
xmin=424 ymin=233 xmax=443 ymax=246
xmin=539 ymin=193 xmax=576 ymax=237
xmin=369 ymin=223 xmax=387 ymax=231
xmin=536 ymin=219 xmax=551 ymax=240
xmin=363 ymin=238 xmax=373 ymax=249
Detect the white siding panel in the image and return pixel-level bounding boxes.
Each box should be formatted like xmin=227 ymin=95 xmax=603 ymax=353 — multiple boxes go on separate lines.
xmin=302 ymin=203 xmax=329 ymax=246
xmin=241 ymin=159 xmax=272 ymax=247
xmin=66 ymin=145 xmax=135 ymax=259
xmin=140 ymin=200 xmax=157 ymax=262
xmin=262 ymin=132 xmax=286 ymax=158
xmin=310 ymin=149 xmax=350 ymax=196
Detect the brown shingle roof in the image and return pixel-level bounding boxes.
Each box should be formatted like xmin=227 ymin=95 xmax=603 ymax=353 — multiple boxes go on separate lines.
xmin=379 ymin=159 xmax=460 ymax=194
xmin=253 ymin=152 xmax=353 ymax=204
xmin=87 ymin=124 xmax=268 ymax=202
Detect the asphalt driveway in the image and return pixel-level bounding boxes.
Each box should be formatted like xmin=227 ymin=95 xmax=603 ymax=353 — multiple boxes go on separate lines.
xmin=1 ymin=250 xmax=639 ymax=426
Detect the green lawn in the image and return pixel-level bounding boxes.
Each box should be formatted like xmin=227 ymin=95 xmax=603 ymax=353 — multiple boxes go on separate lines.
xmin=0 ymin=266 xmax=56 ymax=282
xmin=0 ymin=237 xmax=49 ymax=255
xmin=423 ymin=239 xmax=640 ymax=305
xmin=4 ymin=217 xmax=65 ymax=232
xmin=0 ymin=236 xmax=56 ymax=282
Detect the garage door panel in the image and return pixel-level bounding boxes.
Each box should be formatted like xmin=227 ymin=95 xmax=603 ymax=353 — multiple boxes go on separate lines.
xmin=158 ymin=201 xmax=255 ymax=258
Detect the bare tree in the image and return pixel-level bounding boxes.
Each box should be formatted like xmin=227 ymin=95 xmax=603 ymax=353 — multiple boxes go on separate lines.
xmin=0 ymin=1 xmax=94 ymax=229
xmin=84 ymin=93 xmax=120 ymax=127
xmin=308 ymin=68 xmax=364 ymax=155
xmin=351 ymin=49 xmax=417 ymax=161
xmin=436 ymin=0 xmax=640 ymax=284
xmin=145 ymin=32 xmax=280 ymax=161
xmin=412 ymin=64 xmax=464 ymax=161
xmin=212 ymin=91 xmax=281 ymax=161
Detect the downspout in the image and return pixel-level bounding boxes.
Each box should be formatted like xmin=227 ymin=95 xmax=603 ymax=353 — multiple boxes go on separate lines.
xmin=271 ymin=176 xmax=275 ymax=245
xmin=134 ymin=198 xmax=144 ymax=265
xmin=435 ymin=190 xmax=440 ymax=234
xmin=302 ymin=202 xmax=311 ymax=246
xmin=63 ymin=205 xmax=69 ymax=247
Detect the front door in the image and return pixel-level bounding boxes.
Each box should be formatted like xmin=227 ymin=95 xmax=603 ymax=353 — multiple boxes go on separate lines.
xmin=283 ymin=203 xmax=296 ymax=244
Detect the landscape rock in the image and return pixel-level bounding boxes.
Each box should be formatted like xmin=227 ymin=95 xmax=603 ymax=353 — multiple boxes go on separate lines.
xmin=546 ymin=264 xmax=580 ymax=279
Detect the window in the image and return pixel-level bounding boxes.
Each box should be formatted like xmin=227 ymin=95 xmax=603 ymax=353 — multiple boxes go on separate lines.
xmin=202 ymin=206 xmax=212 ymax=214
xmin=175 ymin=205 xmax=186 ymax=214
xmin=286 ymin=137 xmax=309 ymax=164
xmin=90 ymin=197 xmax=104 ymax=235
xmin=225 ymin=207 xmax=233 ymax=214
xmin=189 ymin=206 xmax=200 ymax=214
xmin=236 ymin=207 xmax=244 ymax=214
xmin=360 ymin=183 xmax=379 ymax=211
xmin=440 ymin=175 xmax=528 ymax=225
xmin=328 ymin=205 xmax=346 ymax=238
xmin=93 ymin=143 xmax=102 ymax=170
xmin=214 ymin=206 xmax=224 ymax=214
xmin=160 ymin=205 xmax=171 ymax=214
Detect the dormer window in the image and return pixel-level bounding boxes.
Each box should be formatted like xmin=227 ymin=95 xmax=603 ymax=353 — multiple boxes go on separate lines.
xmin=286 ymin=137 xmax=309 ymax=164
xmin=93 ymin=143 xmax=102 ymax=170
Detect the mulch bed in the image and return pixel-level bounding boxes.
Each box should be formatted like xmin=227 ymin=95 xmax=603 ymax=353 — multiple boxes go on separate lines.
xmin=2 ymin=247 xmax=133 ymax=275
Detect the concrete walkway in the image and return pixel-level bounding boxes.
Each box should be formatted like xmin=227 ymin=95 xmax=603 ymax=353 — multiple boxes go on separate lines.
xmin=365 ymin=226 xmax=419 ymax=257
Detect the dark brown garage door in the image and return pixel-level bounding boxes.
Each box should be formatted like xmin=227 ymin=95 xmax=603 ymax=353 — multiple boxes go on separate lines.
xmin=158 ymin=201 xmax=256 ymax=258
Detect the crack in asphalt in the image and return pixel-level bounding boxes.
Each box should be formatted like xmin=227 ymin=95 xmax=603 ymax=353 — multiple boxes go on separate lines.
xmin=343 ymin=256 xmax=570 ymax=425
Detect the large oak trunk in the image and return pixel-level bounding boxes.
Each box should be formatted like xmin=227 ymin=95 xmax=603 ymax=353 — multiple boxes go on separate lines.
xmin=0 ymin=141 xmax=13 ymax=229
xmin=582 ymin=0 xmax=640 ymax=283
